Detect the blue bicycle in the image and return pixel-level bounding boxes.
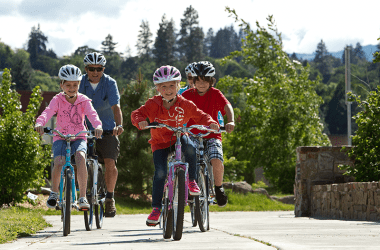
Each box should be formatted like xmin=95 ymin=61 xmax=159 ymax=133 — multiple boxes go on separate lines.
xmin=43 ymin=127 xmax=93 ymax=236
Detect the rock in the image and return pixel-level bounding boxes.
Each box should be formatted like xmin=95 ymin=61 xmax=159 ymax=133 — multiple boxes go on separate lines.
xmin=223 ymin=181 xmax=253 ymax=194
xmin=271 ymin=195 xmax=295 ymax=204
xmin=252 ymin=188 xmax=271 ymax=199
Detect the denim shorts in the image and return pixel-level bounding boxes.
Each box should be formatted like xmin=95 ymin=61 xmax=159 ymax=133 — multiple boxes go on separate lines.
xmin=53 ymin=139 xmax=87 ymax=158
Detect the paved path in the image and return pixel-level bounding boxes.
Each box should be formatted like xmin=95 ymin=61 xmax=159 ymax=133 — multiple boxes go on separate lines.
xmin=3 ymin=211 xmax=380 ymax=249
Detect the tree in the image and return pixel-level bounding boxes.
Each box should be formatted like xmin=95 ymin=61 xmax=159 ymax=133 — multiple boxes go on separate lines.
xmin=117 ymin=70 xmax=155 ymax=195
xmin=210 ymin=25 xmax=241 ymax=58
xmin=218 ymin=8 xmax=330 ymax=193
xmin=313 ymin=40 xmax=333 ymax=83
xmin=203 ymin=28 xmax=214 ymax=57
xmin=153 ymin=14 xmax=176 ymax=66
xmin=177 ymin=5 xmax=204 ymax=62
xmin=73 ymin=45 xmax=97 ymax=56
xmin=10 ymin=49 xmax=33 ymax=90
xmin=340 ymin=87 xmax=380 ymax=181
xmin=101 ymin=34 xmax=119 ymax=56
xmin=0 ymin=69 xmax=51 ymax=205
xmin=136 ymin=20 xmax=153 ymax=61
xmin=0 ymin=42 xmax=13 ymax=70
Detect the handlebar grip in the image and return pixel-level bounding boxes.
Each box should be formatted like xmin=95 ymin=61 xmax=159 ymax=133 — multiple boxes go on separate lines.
xmin=148 ymin=122 xmax=159 ymax=126
xmin=44 ymin=127 xmax=52 ymax=133
xmin=220 ymin=126 xmax=225 ymax=130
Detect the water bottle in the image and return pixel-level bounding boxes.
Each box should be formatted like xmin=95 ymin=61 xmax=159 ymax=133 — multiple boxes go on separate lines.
xmin=217 ymin=111 xmax=224 ymax=127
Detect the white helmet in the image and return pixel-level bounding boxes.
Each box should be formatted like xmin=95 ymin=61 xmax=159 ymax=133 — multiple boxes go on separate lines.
xmin=58 ymin=64 xmax=82 ymax=81
xmin=83 ymin=52 xmax=106 ymax=66
xmin=185 ymin=62 xmax=196 ymax=75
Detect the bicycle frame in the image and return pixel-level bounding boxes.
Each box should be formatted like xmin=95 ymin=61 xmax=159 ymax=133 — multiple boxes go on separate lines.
xmin=58 ymin=139 xmax=77 ymax=210
xmin=165 ymin=131 xmax=189 ymax=210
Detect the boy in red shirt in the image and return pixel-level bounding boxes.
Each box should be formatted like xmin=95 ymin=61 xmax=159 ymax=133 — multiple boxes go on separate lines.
xmin=131 ymin=65 xmax=219 ymax=226
xmin=182 ymin=61 xmax=235 ymax=207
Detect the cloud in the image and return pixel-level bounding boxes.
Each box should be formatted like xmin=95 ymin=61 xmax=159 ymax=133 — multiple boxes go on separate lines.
xmin=16 ymin=0 xmax=128 ymax=21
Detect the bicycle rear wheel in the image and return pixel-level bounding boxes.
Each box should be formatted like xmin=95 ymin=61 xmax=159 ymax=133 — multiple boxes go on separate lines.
xmin=84 ymin=162 xmax=94 ymax=231
xmin=172 ymin=167 xmax=185 ymax=241
xmin=195 ymin=166 xmax=209 ymax=232
xmin=95 ymin=165 xmax=106 ymax=229
xmin=63 ymin=168 xmax=72 ymax=236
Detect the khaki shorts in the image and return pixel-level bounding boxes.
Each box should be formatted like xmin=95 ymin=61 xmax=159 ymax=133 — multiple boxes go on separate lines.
xmin=96 ymin=135 xmax=120 ymax=164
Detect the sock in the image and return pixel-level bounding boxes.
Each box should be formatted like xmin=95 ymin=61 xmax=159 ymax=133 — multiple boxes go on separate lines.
xmin=106 ymin=192 xmax=114 ymax=199
xmin=215 ymin=185 xmax=222 ymax=190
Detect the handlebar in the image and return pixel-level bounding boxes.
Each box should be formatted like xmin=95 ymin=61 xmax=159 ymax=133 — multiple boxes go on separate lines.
xmin=145 ymin=122 xmax=225 ymax=137
xmin=42 ymin=127 xmax=112 ymax=140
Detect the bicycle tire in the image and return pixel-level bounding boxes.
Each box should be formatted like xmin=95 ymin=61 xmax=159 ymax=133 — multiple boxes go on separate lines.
xmin=63 ymin=168 xmax=72 ymax=236
xmin=172 ymin=167 xmax=185 ymax=241
xmin=195 ymin=166 xmax=209 ymax=232
xmin=162 ymin=193 xmax=173 ymax=239
xmin=95 ymin=165 xmax=106 ymax=229
xmin=84 ymin=162 xmax=94 ymax=231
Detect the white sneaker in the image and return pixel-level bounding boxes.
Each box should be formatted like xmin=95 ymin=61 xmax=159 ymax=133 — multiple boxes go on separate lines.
xmin=78 ymin=197 xmax=90 ymax=211
xmin=46 ymin=192 xmax=58 ymax=209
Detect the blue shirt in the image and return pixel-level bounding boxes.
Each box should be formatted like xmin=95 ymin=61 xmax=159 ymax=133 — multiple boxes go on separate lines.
xmin=79 ymin=73 xmax=120 ymax=130
xmin=178 ymin=86 xmax=188 ymax=95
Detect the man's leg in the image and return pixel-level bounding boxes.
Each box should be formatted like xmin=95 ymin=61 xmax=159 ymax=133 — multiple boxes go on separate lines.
xmin=104 ymin=158 xmax=118 ymax=217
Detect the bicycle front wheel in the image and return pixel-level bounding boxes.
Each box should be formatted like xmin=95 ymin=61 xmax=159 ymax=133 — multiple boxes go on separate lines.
xmin=162 ymin=187 xmax=173 ymax=239
xmin=84 ymin=162 xmax=94 ymax=231
xmin=195 ymin=166 xmax=209 ymax=232
xmin=172 ymin=167 xmax=185 ymax=241
xmin=95 ymin=165 xmax=106 ymax=229
xmin=63 ymin=168 xmax=72 ymax=236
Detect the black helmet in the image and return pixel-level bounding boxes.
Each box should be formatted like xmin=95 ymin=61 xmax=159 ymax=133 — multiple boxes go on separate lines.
xmin=190 ymin=61 xmax=215 ymax=77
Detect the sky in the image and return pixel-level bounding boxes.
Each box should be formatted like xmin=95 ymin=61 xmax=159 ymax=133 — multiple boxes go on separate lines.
xmin=0 ymin=0 xmax=379 ymax=58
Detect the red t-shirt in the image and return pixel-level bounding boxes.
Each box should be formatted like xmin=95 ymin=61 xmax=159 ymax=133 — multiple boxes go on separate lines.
xmin=131 ymin=95 xmax=216 ymax=152
xmin=182 ymin=87 xmax=230 ymax=140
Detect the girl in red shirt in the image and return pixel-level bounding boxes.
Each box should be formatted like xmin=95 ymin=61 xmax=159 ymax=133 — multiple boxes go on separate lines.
xmin=131 ymin=65 xmax=219 ymax=226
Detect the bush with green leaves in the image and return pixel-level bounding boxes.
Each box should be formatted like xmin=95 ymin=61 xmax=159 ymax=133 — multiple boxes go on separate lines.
xmin=218 ymin=8 xmax=330 ymax=193
xmin=340 ymin=88 xmax=380 ymax=181
xmin=0 ymin=69 xmax=51 ymax=205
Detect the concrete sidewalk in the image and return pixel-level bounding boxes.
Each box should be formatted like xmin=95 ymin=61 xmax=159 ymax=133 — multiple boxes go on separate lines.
xmin=2 ymin=211 xmax=380 ymax=249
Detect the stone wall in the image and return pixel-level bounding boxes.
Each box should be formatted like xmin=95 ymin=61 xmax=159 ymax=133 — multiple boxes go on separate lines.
xmin=311 ymin=182 xmax=380 ymax=221
xmin=294 ymin=146 xmax=355 ymax=217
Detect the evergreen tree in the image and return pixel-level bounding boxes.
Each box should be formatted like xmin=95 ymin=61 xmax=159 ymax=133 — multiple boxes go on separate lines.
xmin=27 ymin=24 xmax=48 ymax=69
xmin=203 ymin=28 xmax=214 ymax=57
xmin=153 ymin=14 xmax=176 ymax=65
xmin=136 ymin=20 xmax=153 ymax=61
xmin=0 ymin=42 xmax=13 ymax=70
xmin=314 ymin=39 xmax=333 ymax=83
xmin=101 ymin=34 xmax=118 ymax=56
xmin=177 ymin=5 xmax=204 ymax=62
xmin=11 ymin=49 xmax=33 ymax=90
xmin=210 ymin=25 xmax=241 ymax=58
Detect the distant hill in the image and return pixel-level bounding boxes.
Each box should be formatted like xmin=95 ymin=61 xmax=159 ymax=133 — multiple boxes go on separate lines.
xmin=291 ymin=44 xmax=378 ymax=62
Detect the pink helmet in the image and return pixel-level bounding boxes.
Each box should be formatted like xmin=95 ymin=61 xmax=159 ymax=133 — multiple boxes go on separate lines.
xmin=153 ymin=65 xmax=182 ymax=85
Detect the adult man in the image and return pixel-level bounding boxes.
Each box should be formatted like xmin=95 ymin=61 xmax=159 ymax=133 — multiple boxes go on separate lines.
xmin=79 ymin=52 xmax=124 ymax=217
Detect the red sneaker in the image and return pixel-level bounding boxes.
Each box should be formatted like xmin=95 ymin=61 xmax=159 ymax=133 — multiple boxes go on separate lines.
xmin=146 ymin=208 xmax=161 ymax=226
xmin=188 ymin=180 xmax=201 ymax=196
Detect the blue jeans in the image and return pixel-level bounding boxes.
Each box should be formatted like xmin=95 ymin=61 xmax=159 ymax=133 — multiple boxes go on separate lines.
xmin=151 ymin=135 xmax=197 ymax=209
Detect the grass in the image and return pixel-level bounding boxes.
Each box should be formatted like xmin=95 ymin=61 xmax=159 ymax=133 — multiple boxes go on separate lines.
xmin=0 ymin=206 xmax=51 ymax=244
xmin=0 ymin=189 xmax=293 ymax=244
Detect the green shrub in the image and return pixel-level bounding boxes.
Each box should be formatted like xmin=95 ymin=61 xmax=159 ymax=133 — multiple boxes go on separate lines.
xmin=340 ymin=88 xmax=380 ymax=181
xmin=0 ymin=69 xmax=51 ymax=205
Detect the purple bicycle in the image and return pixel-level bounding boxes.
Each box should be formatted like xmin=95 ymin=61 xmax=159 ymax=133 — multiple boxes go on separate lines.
xmin=145 ymin=122 xmax=217 ymax=240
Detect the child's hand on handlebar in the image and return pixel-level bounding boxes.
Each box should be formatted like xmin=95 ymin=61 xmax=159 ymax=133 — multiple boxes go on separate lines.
xmin=94 ymin=126 xmax=103 ymax=139
xmin=209 ymin=123 xmax=220 ymax=131
xmin=139 ymin=121 xmax=149 ymax=130
xmin=225 ymin=122 xmax=235 ymax=133
xmin=34 ymin=125 xmax=44 ymax=135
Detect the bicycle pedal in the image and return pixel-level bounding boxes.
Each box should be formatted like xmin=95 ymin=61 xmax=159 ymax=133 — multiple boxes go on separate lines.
xmin=146 ymin=222 xmax=159 ymax=227
xmin=79 ymin=208 xmax=89 ymax=211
